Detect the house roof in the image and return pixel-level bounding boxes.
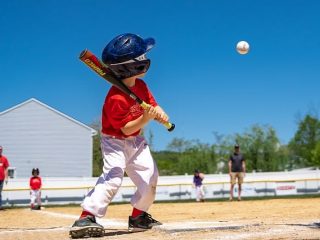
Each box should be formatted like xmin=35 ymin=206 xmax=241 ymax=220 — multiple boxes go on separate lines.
xmin=0 ymin=98 xmax=97 ymax=136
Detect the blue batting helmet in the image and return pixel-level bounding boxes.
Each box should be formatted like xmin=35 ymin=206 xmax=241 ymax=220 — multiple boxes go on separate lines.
xmin=102 ymin=33 xmax=155 ymax=64
xmin=101 ymin=33 xmax=155 ymax=79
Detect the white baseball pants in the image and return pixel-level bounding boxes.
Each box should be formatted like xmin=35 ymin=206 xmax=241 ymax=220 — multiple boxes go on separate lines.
xmin=30 ymin=190 xmax=41 ymax=206
xmin=82 ymin=135 xmax=158 ymax=218
xmin=195 ymin=185 xmax=205 ymax=201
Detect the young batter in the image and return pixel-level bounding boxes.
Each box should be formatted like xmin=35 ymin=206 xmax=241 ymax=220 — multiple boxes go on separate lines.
xmin=70 ymin=33 xmax=169 ymax=238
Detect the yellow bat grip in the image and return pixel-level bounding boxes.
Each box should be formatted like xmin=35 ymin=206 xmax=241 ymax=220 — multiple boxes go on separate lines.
xmin=140 ymin=101 xmax=175 ymax=132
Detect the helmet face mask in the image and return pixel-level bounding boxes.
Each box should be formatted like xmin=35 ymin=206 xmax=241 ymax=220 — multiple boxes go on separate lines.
xmin=109 ymin=53 xmax=148 ymax=65
xmin=109 ymin=59 xmax=151 ymax=79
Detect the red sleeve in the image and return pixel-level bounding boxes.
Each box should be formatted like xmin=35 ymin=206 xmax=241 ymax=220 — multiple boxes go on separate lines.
xmin=3 ymin=157 xmax=9 ymax=168
xmin=39 ymin=177 xmax=42 ymax=188
xmin=146 ymin=87 xmax=158 ymax=107
xmin=106 ymin=95 xmax=132 ymax=129
xmin=29 ymin=178 xmax=32 ymax=188
xmin=140 ymin=80 xmax=158 ymax=107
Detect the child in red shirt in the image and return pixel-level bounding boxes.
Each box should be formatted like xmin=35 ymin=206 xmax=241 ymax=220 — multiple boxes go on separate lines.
xmin=0 ymin=146 xmax=9 ymax=210
xmin=70 ymin=33 xmax=170 ymax=238
xmin=29 ymin=168 xmax=42 ymax=210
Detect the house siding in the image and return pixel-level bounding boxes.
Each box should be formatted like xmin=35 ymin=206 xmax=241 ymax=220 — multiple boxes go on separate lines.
xmin=0 ymin=99 xmax=95 ymax=177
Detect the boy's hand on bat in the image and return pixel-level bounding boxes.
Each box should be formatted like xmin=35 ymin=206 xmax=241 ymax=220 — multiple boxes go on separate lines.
xmin=154 ymin=106 xmax=169 ymax=124
xmin=143 ymin=105 xmax=158 ymax=121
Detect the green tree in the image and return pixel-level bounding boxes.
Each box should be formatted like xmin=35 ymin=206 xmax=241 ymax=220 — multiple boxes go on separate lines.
xmin=311 ymin=141 xmax=320 ymax=167
xmin=235 ymin=124 xmax=281 ymax=172
xmin=89 ymin=119 xmax=103 ymax=177
xmin=147 ymin=130 xmax=154 ymax=151
xmin=154 ymin=138 xmax=217 ymax=175
xmin=153 ymin=150 xmax=180 ymax=175
xmin=92 ymin=134 xmax=103 ymax=177
xmin=212 ymin=132 xmax=234 ymax=173
xmin=289 ymin=114 xmax=320 ymax=167
xmin=167 ymin=137 xmax=192 ymax=152
xmin=276 ymin=145 xmax=291 ymax=171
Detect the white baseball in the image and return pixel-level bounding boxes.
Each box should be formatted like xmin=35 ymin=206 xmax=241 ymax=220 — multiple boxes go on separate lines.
xmin=236 ymin=41 xmax=250 ymax=55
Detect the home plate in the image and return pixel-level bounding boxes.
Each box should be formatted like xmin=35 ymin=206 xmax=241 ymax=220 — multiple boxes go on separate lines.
xmin=155 ymin=221 xmax=250 ymax=233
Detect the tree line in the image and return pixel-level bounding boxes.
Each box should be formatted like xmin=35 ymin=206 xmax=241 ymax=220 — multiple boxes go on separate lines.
xmin=91 ymin=114 xmax=320 ymax=176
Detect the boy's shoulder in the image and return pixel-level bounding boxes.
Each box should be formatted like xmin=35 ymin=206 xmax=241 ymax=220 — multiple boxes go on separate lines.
xmin=136 ymin=78 xmax=148 ymax=86
xmin=30 ymin=176 xmax=41 ymax=179
xmin=107 ymin=78 xmax=148 ymax=96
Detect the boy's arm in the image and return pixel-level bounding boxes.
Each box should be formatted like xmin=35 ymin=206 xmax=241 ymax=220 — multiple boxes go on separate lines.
xmin=242 ymin=160 xmax=246 ymax=176
xmin=145 ymin=83 xmax=170 ymax=126
xmin=121 ymin=105 xmax=169 ymax=136
xmin=154 ymin=106 xmax=169 ymax=124
xmin=5 ymin=168 xmax=8 ymax=184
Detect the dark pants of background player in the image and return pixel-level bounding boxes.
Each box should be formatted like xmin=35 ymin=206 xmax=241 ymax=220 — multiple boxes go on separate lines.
xmin=0 ymin=180 xmax=3 ymax=207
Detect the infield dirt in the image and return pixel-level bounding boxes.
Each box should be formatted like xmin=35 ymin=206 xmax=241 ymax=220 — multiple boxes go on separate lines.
xmin=0 ymin=197 xmax=319 ymax=240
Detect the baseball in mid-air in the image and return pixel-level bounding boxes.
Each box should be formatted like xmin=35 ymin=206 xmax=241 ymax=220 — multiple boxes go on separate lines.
xmin=236 ymin=41 xmax=250 ymax=55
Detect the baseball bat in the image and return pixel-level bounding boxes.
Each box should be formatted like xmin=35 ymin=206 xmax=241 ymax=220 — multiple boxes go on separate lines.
xmin=79 ymin=49 xmax=175 ymax=132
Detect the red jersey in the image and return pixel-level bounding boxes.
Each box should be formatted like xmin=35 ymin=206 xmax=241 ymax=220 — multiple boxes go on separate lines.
xmin=102 ymin=79 xmax=158 ymax=137
xmin=30 ymin=176 xmax=42 ymax=190
xmin=0 ymin=155 xmax=9 ymax=180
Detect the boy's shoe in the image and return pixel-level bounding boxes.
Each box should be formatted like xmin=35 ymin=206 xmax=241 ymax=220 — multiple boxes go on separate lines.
xmin=69 ymin=215 xmax=105 ymax=238
xmin=32 ymin=205 xmax=41 ymax=210
xmin=128 ymin=212 xmax=162 ymax=231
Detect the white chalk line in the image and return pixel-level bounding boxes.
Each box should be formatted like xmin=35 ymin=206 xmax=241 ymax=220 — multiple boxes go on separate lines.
xmin=0 ymin=227 xmax=69 ymax=235
xmin=32 ymin=209 xmax=128 ymax=227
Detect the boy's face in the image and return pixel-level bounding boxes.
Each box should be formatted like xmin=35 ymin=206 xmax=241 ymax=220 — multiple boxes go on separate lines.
xmin=122 ymin=73 xmax=146 ymax=87
xmin=136 ymin=72 xmax=146 ymax=78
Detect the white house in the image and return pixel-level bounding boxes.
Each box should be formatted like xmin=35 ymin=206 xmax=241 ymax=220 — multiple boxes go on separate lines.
xmin=0 ymin=98 xmax=97 ymax=178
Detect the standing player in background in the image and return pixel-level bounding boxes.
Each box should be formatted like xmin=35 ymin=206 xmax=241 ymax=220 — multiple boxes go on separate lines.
xmin=229 ymin=144 xmax=246 ymax=201
xmin=70 ymin=33 xmax=169 ymax=238
xmin=0 ymin=146 xmax=9 ymax=210
xmin=193 ymin=169 xmax=205 ymax=202
xmin=29 ymin=168 xmax=42 ymax=210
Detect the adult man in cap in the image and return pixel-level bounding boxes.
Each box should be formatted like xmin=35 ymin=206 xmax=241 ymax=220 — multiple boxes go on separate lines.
xmin=0 ymin=146 xmax=9 ymax=210
xmin=228 ymin=144 xmax=246 ymax=201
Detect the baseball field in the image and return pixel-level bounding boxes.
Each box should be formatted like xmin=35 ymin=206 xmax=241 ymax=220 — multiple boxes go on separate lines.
xmin=0 ymin=197 xmax=319 ymax=240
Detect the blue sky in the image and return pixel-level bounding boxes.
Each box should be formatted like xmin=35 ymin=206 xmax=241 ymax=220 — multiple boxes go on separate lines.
xmin=1 ymin=0 xmax=320 ymax=150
